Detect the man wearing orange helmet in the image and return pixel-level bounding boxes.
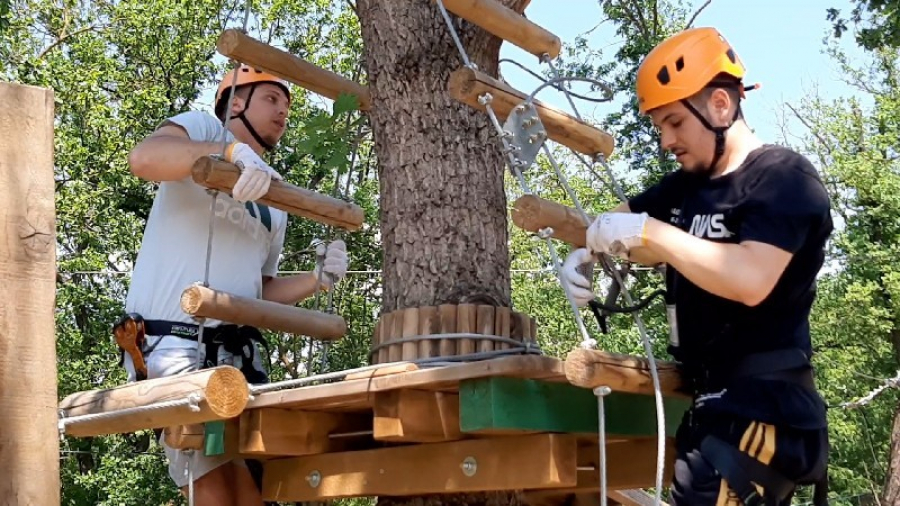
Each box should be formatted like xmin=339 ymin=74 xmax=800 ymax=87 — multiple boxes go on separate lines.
xmin=561 ymin=28 xmax=831 ymax=505
xmin=123 ymin=65 xmax=349 ymax=505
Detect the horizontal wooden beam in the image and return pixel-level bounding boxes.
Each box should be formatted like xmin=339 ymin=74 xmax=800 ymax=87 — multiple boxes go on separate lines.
xmin=564 ymin=349 xmax=686 ymax=397
xmin=217 ymin=29 xmax=371 ymax=110
xmin=59 ymin=366 xmax=248 ymax=437
xmin=373 ymin=389 xmax=462 ymax=443
xmin=191 ymin=156 xmax=365 ymax=231
xmin=262 ymin=434 xmax=577 ymax=501
xmin=181 ymin=284 xmax=346 ymax=340
xmin=163 ymin=423 xmax=205 ymax=451
xmin=512 ymin=194 xmax=591 ymax=246
xmin=449 ymin=67 xmax=614 ymax=158
xmin=459 ymin=377 xmax=688 ymax=438
xmin=435 ymin=0 xmax=561 ymax=59
xmin=239 ymin=408 xmax=371 ymax=456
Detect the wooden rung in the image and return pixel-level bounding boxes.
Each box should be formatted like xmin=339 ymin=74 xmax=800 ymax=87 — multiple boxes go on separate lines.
xmin=181 ymin=284 xmax=346 ymax=341
xmin=373 ymin=389 xmax=462 ymax=443
xmin=191 ymin=156 xmax=364 ymax=231
xmin=435 ymin=0 xmax=561 ymax=59
xmin=565 ymin=348 xmax=686 ymax=397
xmin=217 ymin=29 xmax=371 ymax=110
xmin=59 ymin=366 xmax=248 ymax=437
xmin=239 ymin=408 xmax=371 ymax=456
xmin=512 ymin=194 xmax=591 ymax=247
xmin=449 ymin=67 xmax=615 ymax=158
xmin=164 ymin=424 xmax=206 ymax=450
xmin=262 ymin=434 xmax=577 ymax=501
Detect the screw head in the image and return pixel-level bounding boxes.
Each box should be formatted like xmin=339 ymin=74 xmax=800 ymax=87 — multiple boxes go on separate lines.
xmin=461 ymin=457 xmax=477 ymax=477
xmin=306 ymin=470 xmax=322 ymax=488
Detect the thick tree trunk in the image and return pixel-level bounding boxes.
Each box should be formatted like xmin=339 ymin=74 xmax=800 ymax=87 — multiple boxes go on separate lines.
xmin=357 ymin=1 xmax=527 ymax=505
xmin=885 ymin=404 xmax=900 ymax=505
xmin=357 ymin=0 xmax=525 ymax=312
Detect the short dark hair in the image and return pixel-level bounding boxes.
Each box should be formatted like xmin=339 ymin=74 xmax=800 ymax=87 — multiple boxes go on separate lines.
xmin=688 ymin=72 xmax=744 ymax=120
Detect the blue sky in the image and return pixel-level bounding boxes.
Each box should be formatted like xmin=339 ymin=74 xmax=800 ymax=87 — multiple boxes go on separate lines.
xmin=498 ymin=0 xmax=869 ymax=145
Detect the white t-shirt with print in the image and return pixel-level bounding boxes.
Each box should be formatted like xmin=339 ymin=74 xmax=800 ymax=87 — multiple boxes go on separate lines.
xmin=124 ymin=111 xmax=287 ymax=350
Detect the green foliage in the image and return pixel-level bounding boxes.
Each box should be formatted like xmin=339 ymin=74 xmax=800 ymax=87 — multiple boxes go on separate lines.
xmin=828 ymin=1 xmax=900 ymax=50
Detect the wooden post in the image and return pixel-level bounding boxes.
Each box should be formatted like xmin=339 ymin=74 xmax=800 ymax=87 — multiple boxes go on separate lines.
xmin=511 ymin=194 xmax=591 ymax=247
xmin=191 ymin=156 xmax=365 ymax=231
xmin=434 ymin=0 xmax=562 ymax=59
xmin=181 ymin=284 xmax=347 ymax=340
xmin=59 ymin=366 xmax=249 ymax=437
xmin=217 ymin=29 xmax=372 ymax=110
xmin=448 ymin=67 xmax=615 ymax=158
xmin=0 ymin=83 xmax=60 ymax=505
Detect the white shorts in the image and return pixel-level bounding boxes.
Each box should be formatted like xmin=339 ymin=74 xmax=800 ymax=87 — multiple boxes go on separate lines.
xmin=123 ymin=335 xmax=265 ymax=488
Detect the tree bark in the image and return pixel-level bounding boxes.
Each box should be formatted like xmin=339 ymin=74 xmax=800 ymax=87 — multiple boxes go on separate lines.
xmin=357 ymin=0 xmax=524 ymax=313
xmin=356 ymin=1 xmax=526 ymax=505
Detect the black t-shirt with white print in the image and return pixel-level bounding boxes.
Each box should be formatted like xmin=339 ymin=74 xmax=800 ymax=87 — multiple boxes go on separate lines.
xmin=628 ymin=145 xmax=833 ymax=429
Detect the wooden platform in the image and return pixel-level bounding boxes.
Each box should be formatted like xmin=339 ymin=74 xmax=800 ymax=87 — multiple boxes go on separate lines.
xmin=213 ymin=355 xmax=687 ymax=502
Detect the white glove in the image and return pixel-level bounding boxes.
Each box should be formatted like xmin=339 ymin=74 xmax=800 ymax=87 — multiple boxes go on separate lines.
xmin=226 ymin=142 xmax=283 ymax=203
xmin=314 ymin=239 xmax=348 ymax=289
xmin=560 ymin=248 xmax=596 ymax=307
xmin=586 ymin=212 xmax=649 ymax=259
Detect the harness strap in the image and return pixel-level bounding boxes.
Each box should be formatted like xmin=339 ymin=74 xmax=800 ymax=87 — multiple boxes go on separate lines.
xmin=700 ymin=435 xmax=794 ymax=506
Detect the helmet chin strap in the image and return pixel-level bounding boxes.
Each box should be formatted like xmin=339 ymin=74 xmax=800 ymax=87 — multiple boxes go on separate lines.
xmin=681 ymin=99 xmax=741 ymax=174
xmin=231 ymin=84 xmax=276 ymax=152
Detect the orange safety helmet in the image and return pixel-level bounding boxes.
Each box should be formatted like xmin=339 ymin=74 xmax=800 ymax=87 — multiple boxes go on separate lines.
xmin=214 ymin=64 xmax=291 ymax=120
xmin=635 ymin=27 xmax=746 ymax=115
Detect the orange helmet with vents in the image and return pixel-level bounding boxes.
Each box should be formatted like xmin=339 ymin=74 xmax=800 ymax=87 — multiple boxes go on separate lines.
xmin=635 ymin=27 xmax=746 ymax=114
xmin=214 ymin=64 xmax=291 ymax=120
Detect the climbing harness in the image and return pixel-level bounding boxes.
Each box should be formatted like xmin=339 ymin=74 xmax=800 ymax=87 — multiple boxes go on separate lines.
xmin=433 ymin=2 xmax=668 ymax=504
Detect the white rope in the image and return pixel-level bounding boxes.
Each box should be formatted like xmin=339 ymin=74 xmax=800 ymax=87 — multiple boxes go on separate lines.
xmin=58 ymin=394 xmax=202 ymax=434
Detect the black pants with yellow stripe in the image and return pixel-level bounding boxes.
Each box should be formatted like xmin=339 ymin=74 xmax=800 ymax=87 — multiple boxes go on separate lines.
xmin=671 ymin=409 xmax=828 ymax=505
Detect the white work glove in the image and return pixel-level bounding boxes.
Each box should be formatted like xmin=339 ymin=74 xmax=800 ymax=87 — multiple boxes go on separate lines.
xmin=226 ymin=142 xmax=283 ymax=203
xmin=586 ymin=212 xmax=649 ymax=259
xmin=560 ymin=248 xmax=597 ymax=307
xmin=313 ymin=239 xmax=349 ymax=289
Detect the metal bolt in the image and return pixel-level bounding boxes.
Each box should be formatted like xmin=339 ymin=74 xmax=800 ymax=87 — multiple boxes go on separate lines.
xmin=593 ymin=386 xmax=612 ymax=397
xmin=306 ymin=470 xmax=322 ymax=488
xmin=461 ymin=457 xmax=477 ymax=477
xmin=515 ymin=105 xmax=526 ymax=114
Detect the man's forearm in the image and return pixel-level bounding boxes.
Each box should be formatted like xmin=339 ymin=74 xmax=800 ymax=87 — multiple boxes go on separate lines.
xmin=129 ymin=135 xmax=226 ymax=182
xmin=642 ymin=218 xmax=781 ymax=306
xmin=261 ymin=273 xmax=324 ymax=305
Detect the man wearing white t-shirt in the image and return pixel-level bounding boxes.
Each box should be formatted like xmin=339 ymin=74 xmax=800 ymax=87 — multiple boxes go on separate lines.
xmin=124 ymin=65 xmax=348 ymax=506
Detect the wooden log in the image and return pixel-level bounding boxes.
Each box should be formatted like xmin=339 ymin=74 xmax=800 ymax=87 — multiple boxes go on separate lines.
xmin=418 ymin=306 xmax=440 ymax=359
xmin=495 ymin=307 xmax=511 ymax=350
xmin=565 ymin=348 xmax=686 ymax=397
xmin=516 ymin=311 xmax=534 ymax=345
xmin=217 ymin=29 xmax=371 ymax=110
xmin=401 ymin=307 xmax=420 ymax=361
xmin=180 ymin=284 xmax=346 ymax=340
xmin=377 ymin=312 xmax=394 ymax=364
xmin=191 ymin=156 xmax=364 ymax=231
xmin=457 ymin=304 xmax=477 ymax=356
xmin=448 ymin=68 xmax=615 ymax=158
xmin=164 ymin=424 xmax=206 ymax=451
xmin=389 ymin=309 xmax=404 ymax=363
xmin=373 ymin=390 xmax=462 ymax=443
xmin=477 ymin=305 xmax=495 ymax=353
xmin=262 ymin=434 xmax=577 ymax=501
xmin=0 ymin=82 xmax=59 ymax=504
xmin=512 ymin=194 xmax=591 ymax=247
xmin=239 ymin=408 xmax=371 ymax=456
xmin=59 ymin=366 xmax=249 ymax=437
xmin=435 ymin=0 xmax=561 ymax=59
xmin=438 ymin=304 xmax=458 ymax=357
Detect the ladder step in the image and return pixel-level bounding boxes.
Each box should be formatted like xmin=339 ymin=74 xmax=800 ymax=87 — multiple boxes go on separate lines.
xmin=191 ymin=156 xmax=365 ymax=231
xmin=180 ymin=284 xmax=347 ymax=341
xmin=511 ymin=194 xmax=590 ymax=247
xmin=434 ymin=0 xmax=561 ymax=59
xmin=217 ymin=29 xmax=371 ymax=110
xmin=449 ymin=67 xmax=615 ymax=158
